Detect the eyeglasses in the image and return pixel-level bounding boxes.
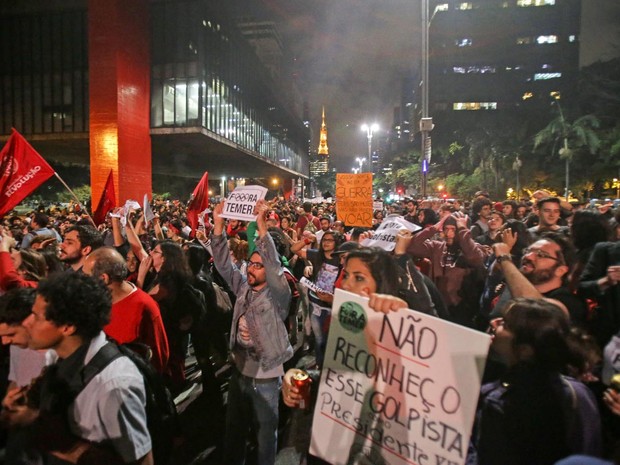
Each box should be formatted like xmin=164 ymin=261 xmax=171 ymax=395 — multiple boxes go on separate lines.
xmin=487 ymin=317 xmax=505 ymax=337
xmin=523 ymin=247 xmax=560 ymax=261
xmin=247 ymin=261 xmax=264 ymax=269
xmin=322 ymin=238 xmax=335 ymax=243
xmin=151 ymin=249 xmax=163 ymax=255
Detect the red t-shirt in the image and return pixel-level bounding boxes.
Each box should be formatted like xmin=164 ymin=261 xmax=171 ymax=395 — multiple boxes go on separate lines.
xmin=296 ymin=214 xmax=320 ymax=234
xmin=104 ymin=286 xmax=170 ymax=374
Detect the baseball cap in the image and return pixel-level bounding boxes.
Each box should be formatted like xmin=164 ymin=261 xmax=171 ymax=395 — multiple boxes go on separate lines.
xmin=332 ymin=241 xmax=362 ymax=255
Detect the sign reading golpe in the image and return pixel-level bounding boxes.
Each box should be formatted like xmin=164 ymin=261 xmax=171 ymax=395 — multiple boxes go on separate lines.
xmin=310 ymin=289 xmax=490 ymax=465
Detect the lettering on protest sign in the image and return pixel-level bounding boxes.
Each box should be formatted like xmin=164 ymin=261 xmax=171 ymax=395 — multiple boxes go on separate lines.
xmin=221 ymin=186 xmax=268 ymax=221
xmin=300 ymin=277 xmax=334 ymax=296
xmin=336 ymin=173 xmax=373 ymax=227
xmin=361 ymin=216 xmax=421 ymax=252
xmin=310 ymin=289 xmax=490 ymax=465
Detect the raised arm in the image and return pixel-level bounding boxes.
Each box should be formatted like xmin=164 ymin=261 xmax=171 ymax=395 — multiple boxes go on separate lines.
xmin=492 ymin=242 xmax=568 ymax=315
xmin=125 ymin=216 xmax=148 ymax=261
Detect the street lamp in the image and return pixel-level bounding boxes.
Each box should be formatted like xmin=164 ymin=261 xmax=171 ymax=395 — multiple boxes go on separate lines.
xmin=513 ymin=155 xmax=522 ymax=199
xmin=355 ymin=156 xmax=366 ymax=173
xmin=553 ymin=100 xmax=572 ymax=201
xmin=361 ymin=123 xmax=379 ymax=173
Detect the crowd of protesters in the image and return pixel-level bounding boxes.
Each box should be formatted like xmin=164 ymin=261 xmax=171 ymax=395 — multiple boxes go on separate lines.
xmin=0 ymin=189 xmax=618 ymax=464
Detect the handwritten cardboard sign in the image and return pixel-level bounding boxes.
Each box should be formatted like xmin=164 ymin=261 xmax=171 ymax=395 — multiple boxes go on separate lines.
xmin=310 ymin=289 xmax=490 ymax=465
xmin=361 ymin=215 xmax=421 ymax=252
xmin=220 ymin=186 xmax=268 ymax=221
xmin=336 ymin=173 xmax=373 ymax=227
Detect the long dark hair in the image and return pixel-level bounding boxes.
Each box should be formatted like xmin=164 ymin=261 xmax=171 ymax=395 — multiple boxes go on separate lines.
xmin=18 ymin=249 xmax=47 ymax=282
xmin=571 ymin=210 xmax=610 ymax=251
xmin=344 ymin=248 xmax=402 ymax=296
xmin=157 ymin=240 xmax=192 ymax=294
xmin=496 ymin=299 xmax=573 ymax=464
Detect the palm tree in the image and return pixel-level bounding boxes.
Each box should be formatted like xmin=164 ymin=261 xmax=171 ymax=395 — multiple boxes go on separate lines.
xmin=533 ymin=103 xmax=600 ymax=200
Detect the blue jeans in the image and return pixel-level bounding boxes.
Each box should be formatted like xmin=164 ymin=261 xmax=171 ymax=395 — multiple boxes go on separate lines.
xmin=310 ymin=303 xmax=331 ymax=368
xmin=224 ymin=369 xmax=282 ymax=465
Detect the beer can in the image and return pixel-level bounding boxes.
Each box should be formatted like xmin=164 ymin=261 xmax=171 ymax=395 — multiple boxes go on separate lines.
xmin=292 ymin=370 xmax=311 ymax=410
xmin=611 ymin=373 xmax=620 ymax=392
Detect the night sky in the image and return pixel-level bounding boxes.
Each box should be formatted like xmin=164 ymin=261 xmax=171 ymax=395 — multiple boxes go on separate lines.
xmin=251 ymin=0 xmax=620 ymax=172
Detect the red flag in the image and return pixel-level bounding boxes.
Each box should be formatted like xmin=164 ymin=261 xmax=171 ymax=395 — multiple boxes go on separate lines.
xmin=93 ymin=170 xmax=116 ymax=225
xmin=187 ymin=171 xmax=209 ymax=237
xmin=0 ymin=129 xmax=55 ymax=217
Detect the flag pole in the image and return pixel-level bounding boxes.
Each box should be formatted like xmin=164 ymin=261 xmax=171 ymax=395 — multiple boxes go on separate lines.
xmin=53 ymin=173 xmax=97 ymax=228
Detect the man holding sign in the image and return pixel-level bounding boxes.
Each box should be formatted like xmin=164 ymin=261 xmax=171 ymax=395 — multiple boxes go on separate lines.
xmin=211 ymin=198 xmax=293 ymax=465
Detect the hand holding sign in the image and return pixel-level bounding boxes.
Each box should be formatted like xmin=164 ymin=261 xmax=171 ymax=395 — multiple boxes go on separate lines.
xmin=221 ymin=186 xmax=268 ymax=221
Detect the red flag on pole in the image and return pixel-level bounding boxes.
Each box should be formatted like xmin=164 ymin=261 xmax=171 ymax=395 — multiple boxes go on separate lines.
xmin=93 ymin=170 xmax=116 ymax=226
xmin=0 ymin=129 xmax=55 ymax=217
xmin=187 ymin=171 xmax=209 ymax=237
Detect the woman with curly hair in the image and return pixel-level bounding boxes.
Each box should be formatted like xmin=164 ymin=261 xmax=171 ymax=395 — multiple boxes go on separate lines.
xmin=138 ymin=239 xmax=198 ymax=392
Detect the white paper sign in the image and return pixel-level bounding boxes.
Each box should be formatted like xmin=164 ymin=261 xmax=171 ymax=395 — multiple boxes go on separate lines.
xmin=300 ymin=277 xmax=334 ymax=296
xmin=310 ymin=289 xmax=490 ymax=465
xmin=361 ymin=216 xmax=421 ymax=251
xmin=373 ymin=201 xmax=384 ymax=212
xmin=221 ymin=186 xmax=268 ymax=221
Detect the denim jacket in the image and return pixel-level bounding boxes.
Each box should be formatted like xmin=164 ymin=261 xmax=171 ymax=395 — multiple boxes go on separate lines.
xmin=211 ymin=231 xmax=293 ymax=371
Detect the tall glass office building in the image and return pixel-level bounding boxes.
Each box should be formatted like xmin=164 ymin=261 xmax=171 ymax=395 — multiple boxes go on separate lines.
xmin=0 ymin=0 xmax=308 ymax=197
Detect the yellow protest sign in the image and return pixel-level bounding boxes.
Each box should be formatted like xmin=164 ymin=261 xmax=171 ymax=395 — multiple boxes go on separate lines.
xmin=336 ymin=173 xmax=373 ymax=227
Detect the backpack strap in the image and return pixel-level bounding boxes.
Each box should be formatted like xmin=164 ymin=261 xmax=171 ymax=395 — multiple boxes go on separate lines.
xmin=79 ymin=342 xmax=124 ymax=390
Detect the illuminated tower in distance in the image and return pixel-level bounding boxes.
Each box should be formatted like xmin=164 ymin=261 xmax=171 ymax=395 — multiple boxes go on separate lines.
xmin=311 ymin=107 xmax=329 ymax=176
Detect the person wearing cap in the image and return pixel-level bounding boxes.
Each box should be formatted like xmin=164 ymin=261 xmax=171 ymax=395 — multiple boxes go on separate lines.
xmin=332 ymin=241 xmax=362 ymax=289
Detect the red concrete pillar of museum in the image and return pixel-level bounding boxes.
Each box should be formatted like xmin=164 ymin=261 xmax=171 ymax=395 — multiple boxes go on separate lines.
xmin=283 ymin=178 xmax=294 ymax=200
xmin=88 ymin=0 xmax=152 ymax=206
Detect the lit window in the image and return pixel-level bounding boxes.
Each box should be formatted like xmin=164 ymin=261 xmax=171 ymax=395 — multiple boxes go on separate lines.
xmin=458 ymin=3 xmax=473 ymax=10
xmin=550 ymin=91 xmax=561 ymax=100
xmin=465 ymin=65 xmax=497 ymax=74
xmin=517 ymin=0 xmax=555 ymax=6
xmin=536 ymin=35 xmax=558 ymax=44
xmin=456 ymin=38 xmax=473 ymax=47
xmin=453 ymin=102 xmax=497 ymax=111
xmin=516 ymin=37 xmax=532 ymax=45
xmin=568 ymin=35 xmax=576 ymax=42
xmin=522 ymin=92 xmax=534 ymax=100
xmin=453 ymin=66 xmax=466 ymax=74
xmin=534 ymin=72 xmax=562 ymax=80
xmin=436 ymin=3 xmax=449 ymax=11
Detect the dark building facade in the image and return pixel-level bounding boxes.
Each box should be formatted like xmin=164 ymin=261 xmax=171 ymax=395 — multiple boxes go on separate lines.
xmin=428 ymin=0 xmax=581 ymax=130
xmin=0 ymin=0 xmax=308 ymax=201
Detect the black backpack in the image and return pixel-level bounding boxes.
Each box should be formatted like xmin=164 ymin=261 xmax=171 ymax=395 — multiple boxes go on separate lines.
xmin=76 ymin=341 xmax=179 ymax=465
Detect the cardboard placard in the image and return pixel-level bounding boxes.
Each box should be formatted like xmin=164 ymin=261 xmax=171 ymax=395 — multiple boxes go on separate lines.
xmin=310 ymin=289 xmax=490 ymax=465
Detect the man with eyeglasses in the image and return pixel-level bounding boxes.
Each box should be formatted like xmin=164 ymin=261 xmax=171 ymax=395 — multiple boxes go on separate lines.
xmin=490 ymin=232 xmax=587 ymax=325
xmin=528 ymin=197 xmax=570 ymax=241
xmin=211 ymin=199 xmax=293 ymax=465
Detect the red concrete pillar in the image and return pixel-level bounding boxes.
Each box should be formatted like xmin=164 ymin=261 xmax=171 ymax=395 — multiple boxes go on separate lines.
xmin=283 ymin=178 xmax=294 ymax=200
xmin=88 ymin=0 xmax=152 ymax=206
